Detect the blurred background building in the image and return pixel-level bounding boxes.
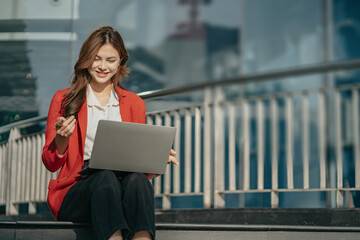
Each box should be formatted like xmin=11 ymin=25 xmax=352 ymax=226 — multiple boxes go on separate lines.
xmin=0 ymin=0 xmax=360 ymax=211
xmin=1 ymin=0 xmax=359 ymax=121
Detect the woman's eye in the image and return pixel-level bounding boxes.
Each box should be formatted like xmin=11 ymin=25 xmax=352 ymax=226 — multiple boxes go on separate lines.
xmin=108 ymin=60 xmax=116 ymax=63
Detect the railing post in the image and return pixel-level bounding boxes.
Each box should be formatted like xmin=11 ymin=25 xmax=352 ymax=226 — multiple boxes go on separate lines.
xmin=154 ymin=114 xmax=163 ymax=200
xmin=194 ymin=107 xmax=201 ymax=193
xmin=214 ymin=86 xmax=225 ymax=208
xmin=318 ymin=91 xmax=327 ymax=190
xmin=163 ymin=112 xmax=172 ymax=210
xmin=242 ymin=100 xmax=250 ymax=192
xmin=29 ymin=135 xmax=37 ymax=214
xmin=285 ymin=95 xmax=294 ymax=190
xmin=173 ymin=111 xmax=181 ymax=195
xmin=228 ymin=103 xmax=236 ymax=191
xmin=203 ymin=87 xmax=212 ymax=208
xmin=271 ymin=97 xmax=279 ymax=208
xmin=184 ymin=109 xmax=192 ymax=194
xmin=352 ymin=89 xmax=360 ymax=188
xmin=6 ymin=127 xmax=21 ymax=215
xmin=335 ymin=91 xmax=344 ymax=208
xmin=302 ymin=92 xmax=310 ymax=190
xmin=271 ymin=191 xmax=279 ymax=208
xmin=256 ymin=98 xmax=264 ymax=190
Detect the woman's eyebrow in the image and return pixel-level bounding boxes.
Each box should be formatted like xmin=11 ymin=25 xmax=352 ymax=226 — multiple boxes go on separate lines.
xmin=95 ymin=55 xmax=118 ymax=59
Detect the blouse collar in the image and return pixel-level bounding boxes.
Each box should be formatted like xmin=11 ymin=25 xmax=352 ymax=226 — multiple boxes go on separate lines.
xmin=87 ymin=84 xmax=119 ymax=107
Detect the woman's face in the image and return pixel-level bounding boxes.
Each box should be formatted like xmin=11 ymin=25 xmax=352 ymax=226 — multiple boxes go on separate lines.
xmin=88 ymin=43 xmax=121 ymax=85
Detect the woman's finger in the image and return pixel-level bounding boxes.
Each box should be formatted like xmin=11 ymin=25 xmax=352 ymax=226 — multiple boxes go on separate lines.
xmin=57 ymin=116 xmax=76 ymax=137
xmin=64 ymin=118 xmax=76 ymax=132
xmin=68 ymin=119 xmax=76 ymax=134
xmin=54 ymin=116 xmax=66 ymax=130
xmin=58 ymin=116 xmax=66 ymax=123
xmin=63 ymin=115 xmax=75 ymax=126
xmin=58 ymin=116 xmax=75 ymax=132
xmin=167 ymin=155 xmax=179 ymax=165
xmin=170 ymin=149 xmax=176 ymax=156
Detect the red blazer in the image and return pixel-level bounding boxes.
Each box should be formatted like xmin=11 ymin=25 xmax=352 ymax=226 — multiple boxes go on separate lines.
xmin=42 ymin=86 xmax=146 ymax=219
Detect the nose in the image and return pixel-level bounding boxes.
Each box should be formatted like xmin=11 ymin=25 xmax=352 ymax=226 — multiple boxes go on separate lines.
xmin=98 ymin=60 xmax=107 ymax=70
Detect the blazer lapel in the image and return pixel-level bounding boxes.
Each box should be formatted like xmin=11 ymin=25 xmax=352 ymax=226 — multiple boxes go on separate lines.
xmin=118 ymin=87 xmax=131 ymax=122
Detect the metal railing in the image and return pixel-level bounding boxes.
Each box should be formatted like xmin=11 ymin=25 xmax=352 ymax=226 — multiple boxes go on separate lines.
xmin=1 ymin=59 xmax=360 ymax=215
xmin=147 ymin=83 xmax=360 ymax=209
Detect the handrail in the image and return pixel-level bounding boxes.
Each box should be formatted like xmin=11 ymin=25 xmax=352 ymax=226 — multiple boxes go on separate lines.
xmin=0 ymin=115 xmax=47 ymax=134
xmin=1 ymin=58 xmax=360 ymax=134
xmin=137 ymin=59 xmax=360 ymax=99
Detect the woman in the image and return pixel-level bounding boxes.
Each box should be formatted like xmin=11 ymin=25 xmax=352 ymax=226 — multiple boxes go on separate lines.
xmin=42 ymin=25 xmax=177 ymax=240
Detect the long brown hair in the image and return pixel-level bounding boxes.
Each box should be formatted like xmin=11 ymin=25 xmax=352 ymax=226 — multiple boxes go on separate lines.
xmin=61 ymin=25 xmax=130 ymax=118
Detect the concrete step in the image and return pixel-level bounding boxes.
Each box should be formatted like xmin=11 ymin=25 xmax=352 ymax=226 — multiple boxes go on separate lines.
xmin=2 ymin=208 xmax=359 ymax=227
xmin=155 ymin=208 xmax=360 ymax=227
xmin=1 ymin=221 xmax=360 ymax=240
xmin=156 ymin=224 xmax=360 ymax=240
xmin=2 ymin=209 xmax=360 ymax=239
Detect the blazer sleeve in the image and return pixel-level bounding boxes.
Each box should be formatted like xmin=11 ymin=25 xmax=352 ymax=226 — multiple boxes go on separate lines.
xmin=42 ymin=91 xmax=69 ymax=172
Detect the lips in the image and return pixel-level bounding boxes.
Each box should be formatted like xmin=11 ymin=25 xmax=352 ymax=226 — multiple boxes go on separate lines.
xmin=96 ymin=71 xmax=109 ymax=78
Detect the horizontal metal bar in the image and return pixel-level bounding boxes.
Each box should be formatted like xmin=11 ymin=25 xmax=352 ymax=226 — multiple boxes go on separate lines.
xmin=146 ymin=103 xmax=205 ymax=116
xmin=340 ymin=187 xmax=360 ymax=191
xmin=138 ymin=59 xmax=360 ymax=100
xmin=147 ymin=83 xmax=360 ymax=120
xmin=221 ymin=189 xmax=273 ymax=193
xmin=226 ymin=84 xmax=360 ymax=106
xmin=220 ymin=187 xmax=360 ymax=194
xmin=0 ymin=116 xmax=47 ymax=134
xmin=155 ymin=192 xmax=204 ymax=197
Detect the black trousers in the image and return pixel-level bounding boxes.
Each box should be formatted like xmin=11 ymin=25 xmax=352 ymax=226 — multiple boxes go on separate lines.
xmin=57 ymin=170 xmax=155 ymax=240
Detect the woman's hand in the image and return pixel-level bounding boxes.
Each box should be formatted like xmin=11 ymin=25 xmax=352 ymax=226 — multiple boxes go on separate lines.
xmin=167 ymin=149 xmax=178 ymax=165
xmin=147 ymin=149 xmax=178 ymax=179
xmin=54 ymin=115 xmax=76 ymax=156
xmin=54 ymin=115 xmax=76 ymax=138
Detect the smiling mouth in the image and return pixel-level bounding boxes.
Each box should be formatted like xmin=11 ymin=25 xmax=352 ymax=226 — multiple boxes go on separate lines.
xmin=95 ymin=71 xmax=109 ymax=77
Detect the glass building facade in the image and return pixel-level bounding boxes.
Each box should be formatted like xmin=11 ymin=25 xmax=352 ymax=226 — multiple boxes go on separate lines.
xmin=1 ymin=0 xmax=360 ymax=208
xmin=1 ymin=0 xmax=359 ymax=121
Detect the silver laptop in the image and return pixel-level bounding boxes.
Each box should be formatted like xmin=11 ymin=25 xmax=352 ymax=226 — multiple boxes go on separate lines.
xmin=79 ymin=120 xmax=176 ymax=175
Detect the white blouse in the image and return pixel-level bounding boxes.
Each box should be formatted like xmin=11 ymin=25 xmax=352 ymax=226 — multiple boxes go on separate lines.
xmin=83 ymin=85 xmax=122 ymax=160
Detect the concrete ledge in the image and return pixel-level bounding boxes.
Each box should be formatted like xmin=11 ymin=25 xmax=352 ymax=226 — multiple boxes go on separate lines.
xmin=2 ymin=208 xmax=360 ymax=226
xmin=157 ymin=223 xmax=360 ymax=232
xmin=3 ymin=221 xmax=360 ymax=231
xmin=2 ymin=209 xmax=360 ymax=239
xmin=0 ymin=221 xmax=96 ymax=240
xmin=156 ymin=230 xmax=360 ymax=240
xmin=2 ymin=222 xmax=360 ymax=240
xmin=155 ymin=208 xmax=360 ymax=227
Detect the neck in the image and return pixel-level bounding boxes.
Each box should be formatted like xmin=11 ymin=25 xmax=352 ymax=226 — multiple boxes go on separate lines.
xmin=89 ymin=81 xmax=112 ymax=96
